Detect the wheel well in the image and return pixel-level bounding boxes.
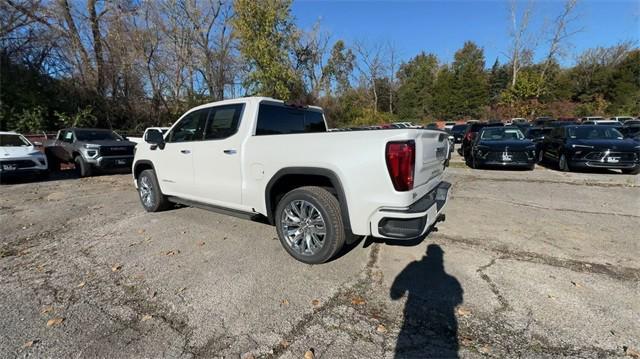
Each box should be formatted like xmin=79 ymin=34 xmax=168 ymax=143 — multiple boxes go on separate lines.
xmin=268 ymin=174 xmax=336 ymax=221
xmin=134 ymin=162 xmax=154 ymax=179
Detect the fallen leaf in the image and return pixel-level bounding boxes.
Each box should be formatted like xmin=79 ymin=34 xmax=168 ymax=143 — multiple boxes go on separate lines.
xmin=570 ymin=281 xmax=583 ymax=288
xmin=460 ymin=335 xmax=473 ymax=346
xmin=304 ymin=349 xmax=315 ymax=359
xmin=165 ymin=250 xmax=179 ymax=256
xmin=137 ymin=229 xmax=145 ymax=235
xmin=22 ymin=340 xmax=38 ymax=348
xmin=141 ymin=314 xmax=153 ymax=321
xmin=547 ymin=294 xmax=556 ymax=299
xmin=241 ymin=353 xmax=255 ymax=359
xmin=625 ymin=346 xmax=640 ymax=358
xmin=111 ymin=264 xmax=122 ymax=272
xmin=478 ymin=344 xmax=492 ymax=354
xmin=280 ymin=299 xmax=289 ymax=306
xmin=311 ymin=299 xmax=320 ymax=307
xmin=46 ymin=317 xmax=64 ymax=327
xmin=176 ymin=287 xmax=186 ymax=294
xmin=279 ymin=339 xmax=290 ymax=348
xmin=351 ymin=296 xmax=366 ymax=306
xmin=77 ymin=281 xmax=85 ymax=288
xmin=41 ymin=305 xmax=54 ymax=314
xmin=376 ymin=324 xmax=387 ymax=333
xmin=197 ymin=241 xmax=205 ymax=246
xmin=456 ymin=306 xmax=472 ymax=317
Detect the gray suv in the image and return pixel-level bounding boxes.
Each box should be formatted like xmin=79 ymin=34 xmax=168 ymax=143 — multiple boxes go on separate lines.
xmin=44 ymin=128 xmax=136 ymax=177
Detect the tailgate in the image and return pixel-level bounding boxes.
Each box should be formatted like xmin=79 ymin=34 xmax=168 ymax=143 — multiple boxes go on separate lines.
xmin=414 ymin=130 xmax=449 ymax=188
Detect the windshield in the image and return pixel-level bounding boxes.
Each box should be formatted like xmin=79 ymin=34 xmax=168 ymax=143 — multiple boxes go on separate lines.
xmin=568 ymin=126 xmax=623 ymax=140
xmin=0 ymin=134 xmax=31 ymax=147
xmin=480 ymin=127 xmax=525 ymax=140
xmin=75 ymin=130 xmax=122 ymax=141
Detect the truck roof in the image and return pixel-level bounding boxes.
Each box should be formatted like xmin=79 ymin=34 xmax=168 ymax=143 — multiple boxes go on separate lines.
xmin=0 ymin=131 xmax=19 ymax=135
xmin=188 ymin=96 xmax=324 ymax=113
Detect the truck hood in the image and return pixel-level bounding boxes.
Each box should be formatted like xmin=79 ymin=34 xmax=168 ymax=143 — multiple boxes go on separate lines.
xmin=1 ymin=145 xmax=41 ymax=158
xmin=75 ymin=140 xmax=136 ymax=147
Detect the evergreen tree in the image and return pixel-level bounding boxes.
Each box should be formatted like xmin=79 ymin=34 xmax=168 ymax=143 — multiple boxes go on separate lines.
xmin=450 ymin=41 xmax=489 ymax=118
xmin=488 ymin=59 xmax=510 ymax=105
xmin=395 ymin=52 xmax=439 ymax=120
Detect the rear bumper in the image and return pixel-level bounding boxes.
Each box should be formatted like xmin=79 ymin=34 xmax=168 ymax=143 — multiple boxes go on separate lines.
xmin=370 ymin=181 xmax=451 ymax=239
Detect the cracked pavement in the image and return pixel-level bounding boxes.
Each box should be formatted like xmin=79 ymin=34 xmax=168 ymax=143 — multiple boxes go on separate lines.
xmin=1 ymin=156 xmax=638 ymax=358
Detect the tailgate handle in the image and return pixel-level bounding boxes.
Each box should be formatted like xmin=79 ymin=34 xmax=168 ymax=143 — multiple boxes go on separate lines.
xmin=223 ymin=149 xmax=237 ymax=155
xmin=180 ymin=149 xmax=191 ymax=154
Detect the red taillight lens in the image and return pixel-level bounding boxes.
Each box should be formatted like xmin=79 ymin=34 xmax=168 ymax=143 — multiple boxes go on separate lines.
xmin=464 ymin=132 xmax=474 ymax=141
xmin=386 ymin=141 xmax=415 ymax=191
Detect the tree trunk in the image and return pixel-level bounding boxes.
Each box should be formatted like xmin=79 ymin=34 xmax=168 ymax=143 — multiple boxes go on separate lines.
xmin=88 ymin=0 xmax=105 ymax=96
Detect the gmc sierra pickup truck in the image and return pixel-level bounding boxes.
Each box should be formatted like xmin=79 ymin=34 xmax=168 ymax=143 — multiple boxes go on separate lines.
xmin=133 ymin=97 xmax=451 ymax=264
xmin=44 ymin=128 xmax=136 ymax=177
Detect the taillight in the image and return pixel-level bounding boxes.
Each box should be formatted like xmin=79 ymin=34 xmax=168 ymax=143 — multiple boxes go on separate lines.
xmin=386 ymin=141 xmax=415 ymax=191
xmin=464 ymin=132 xmax=474 ymax=141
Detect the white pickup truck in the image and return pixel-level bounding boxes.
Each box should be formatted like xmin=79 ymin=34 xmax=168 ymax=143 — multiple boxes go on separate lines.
xmin=132 ymin=97 xmax=451 ymax=264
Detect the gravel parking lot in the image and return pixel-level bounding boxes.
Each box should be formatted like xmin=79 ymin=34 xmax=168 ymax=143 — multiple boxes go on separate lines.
xmin=1 ymin=155 xmax=638 ymax=358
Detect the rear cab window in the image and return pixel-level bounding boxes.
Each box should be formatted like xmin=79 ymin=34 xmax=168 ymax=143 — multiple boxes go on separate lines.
xmin=255 ymin=103 xmax=327 ymax=136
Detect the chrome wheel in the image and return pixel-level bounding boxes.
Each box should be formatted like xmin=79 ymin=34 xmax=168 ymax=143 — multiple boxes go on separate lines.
xmin=280 ymin=200 xmax=326 ymax=256
xmin=139 ymin=175 xmax=154 ymax=207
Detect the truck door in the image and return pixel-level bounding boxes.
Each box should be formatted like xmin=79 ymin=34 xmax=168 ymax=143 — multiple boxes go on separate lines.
xmin=154 ymin=109 xmax=208 ymax=197
xmin=191 ymin=104 xmax=245 ymax=208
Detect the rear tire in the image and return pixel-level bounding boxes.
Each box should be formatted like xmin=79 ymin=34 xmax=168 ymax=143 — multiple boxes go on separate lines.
xmin=275 ymin=186 xmax=346 ymax=264
xmin=137 ymin=169 xmax=171 ymax=212
xmin=74 ymin=156 xmax=93 ymax=177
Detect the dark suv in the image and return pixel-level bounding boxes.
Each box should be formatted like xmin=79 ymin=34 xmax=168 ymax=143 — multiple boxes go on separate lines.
xmin=44 ymin=128 xmax=136 ymax=177
xmin=459 ymin=122 xmax=504 ymax=158
xmin=539 ymin=125 xmax=640 ymax=174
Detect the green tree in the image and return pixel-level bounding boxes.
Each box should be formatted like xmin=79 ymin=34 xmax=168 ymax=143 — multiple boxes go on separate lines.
xmin=232 ymin=0 xmax=301 ymax=100
xmin=450 ymin=41 xmax=489 ymax=118
xmin=324 ymin=40 xmax=355 ymax=96
xmin=488 ymin=59 xmax=510 ymax=105
xmin=431 ymin=67 xmax=456 ymax=120
xmin=395 ymin=52 xmax=439 ymax=120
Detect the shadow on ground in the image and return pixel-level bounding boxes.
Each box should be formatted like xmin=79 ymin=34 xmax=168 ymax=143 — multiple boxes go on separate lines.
xmin=390 ymin=244 xmax=463 ymax=358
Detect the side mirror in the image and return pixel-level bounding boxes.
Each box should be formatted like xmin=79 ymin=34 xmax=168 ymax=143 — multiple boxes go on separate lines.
xmin=33 ymin=141 xmax=43 ymax=147
xmin=145 ymin=129 xmax=165 ymax=149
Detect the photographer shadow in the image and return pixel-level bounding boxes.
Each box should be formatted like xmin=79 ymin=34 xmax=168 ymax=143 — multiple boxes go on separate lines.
xmin=390 ymin=244 xmax=463 ymax=358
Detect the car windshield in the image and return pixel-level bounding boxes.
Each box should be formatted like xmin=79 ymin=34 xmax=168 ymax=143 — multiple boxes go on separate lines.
xmin=452 ymin=125 xmax=467 ymax=132
xmin=480 ymin=127 xmax=524 ymax=140
xmin=75 ymin=129 xmax=122 ymax=141
xmin=0 ymin=134 xmax=31 ymax=146
xmin=568 ymin=126 xmax=623 ymax=139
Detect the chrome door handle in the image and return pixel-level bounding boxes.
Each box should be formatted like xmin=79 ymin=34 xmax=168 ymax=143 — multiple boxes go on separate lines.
xmin=180 ymin=149 xmax=191 ymax=154
xmin=223 ymin=149 xmax=237 ymax=155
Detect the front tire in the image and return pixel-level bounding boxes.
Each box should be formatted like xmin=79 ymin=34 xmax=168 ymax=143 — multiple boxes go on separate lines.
xmin=558 ymin=154 xmax=571 ymax=172
xmin=622 ymin=167 xmax=640 ymax=175
xmin=74 ymin=156 xmax=93 ymax=177
xmin=137 ymin=169 xmax=171 ymax=212
xmin=275 ymin=186 xmax=346 ymax=264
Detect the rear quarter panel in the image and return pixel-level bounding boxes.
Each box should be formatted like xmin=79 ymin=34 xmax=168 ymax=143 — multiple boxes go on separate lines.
xmin=242 ymin=129 xmax=448 ymax=235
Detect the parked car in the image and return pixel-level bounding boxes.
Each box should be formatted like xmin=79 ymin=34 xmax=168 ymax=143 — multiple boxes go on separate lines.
xmin=534 ymin=117 xmax=555 ymax=126
xmin=132 ymin=97 xmax=452 ymax=264
xmin=525 ymin=127 xmax=553 ymax=157
xmin=459 ymin=122 xmax=504 ymax=158
xmin=621 ymin=119 xmax=640 ymax=126
xmin=128 ymin=127 xmax=170 ymax=144
xmin=547 ymin=121 xmax=577 ymax=128
xmin=467 ymin=126 xmax=536 ymax=170
xmin=609 ymin=116 xmax=635 ymax=123
xmin=619 ymin=125 xmax=640 ymax=141
xmin=539 ymin=125 xmax=640 ymax=174
xmin=581 ymin=118 xmax=622 ymax=127
xmin=451 ymin=124 xmax=468 ymax=143
xmin=444 ymin=122 xmax=457 ymax=130
xmin=44 ymin=128 xmax=136 ymax=177
xmin=510 ymin=117 xmax=528 ymax=124
xmin=0 ymin=131 xmax=48 ymax=179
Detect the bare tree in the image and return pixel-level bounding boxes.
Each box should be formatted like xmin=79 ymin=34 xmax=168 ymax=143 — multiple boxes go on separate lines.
xmin=506 ymin=0 xmax=534 ymax=88
xmin=535 ymin=0 xmax=582 ymax=98
xmin=353 ymin=40 xmax=386 ymax=113
xmin=386 ymin=41 xmax=400 ymax=114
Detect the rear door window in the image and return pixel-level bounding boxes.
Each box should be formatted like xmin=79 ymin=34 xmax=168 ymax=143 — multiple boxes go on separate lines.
xmin=204 ymin=104 xmax=244 ymax=140
xmin=255 ymin=103 xmax=326 ymax=135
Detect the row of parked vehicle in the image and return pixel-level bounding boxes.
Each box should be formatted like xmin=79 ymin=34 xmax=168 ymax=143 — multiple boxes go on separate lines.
xmin=449 ymin=117 xmax=640 ymax=174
